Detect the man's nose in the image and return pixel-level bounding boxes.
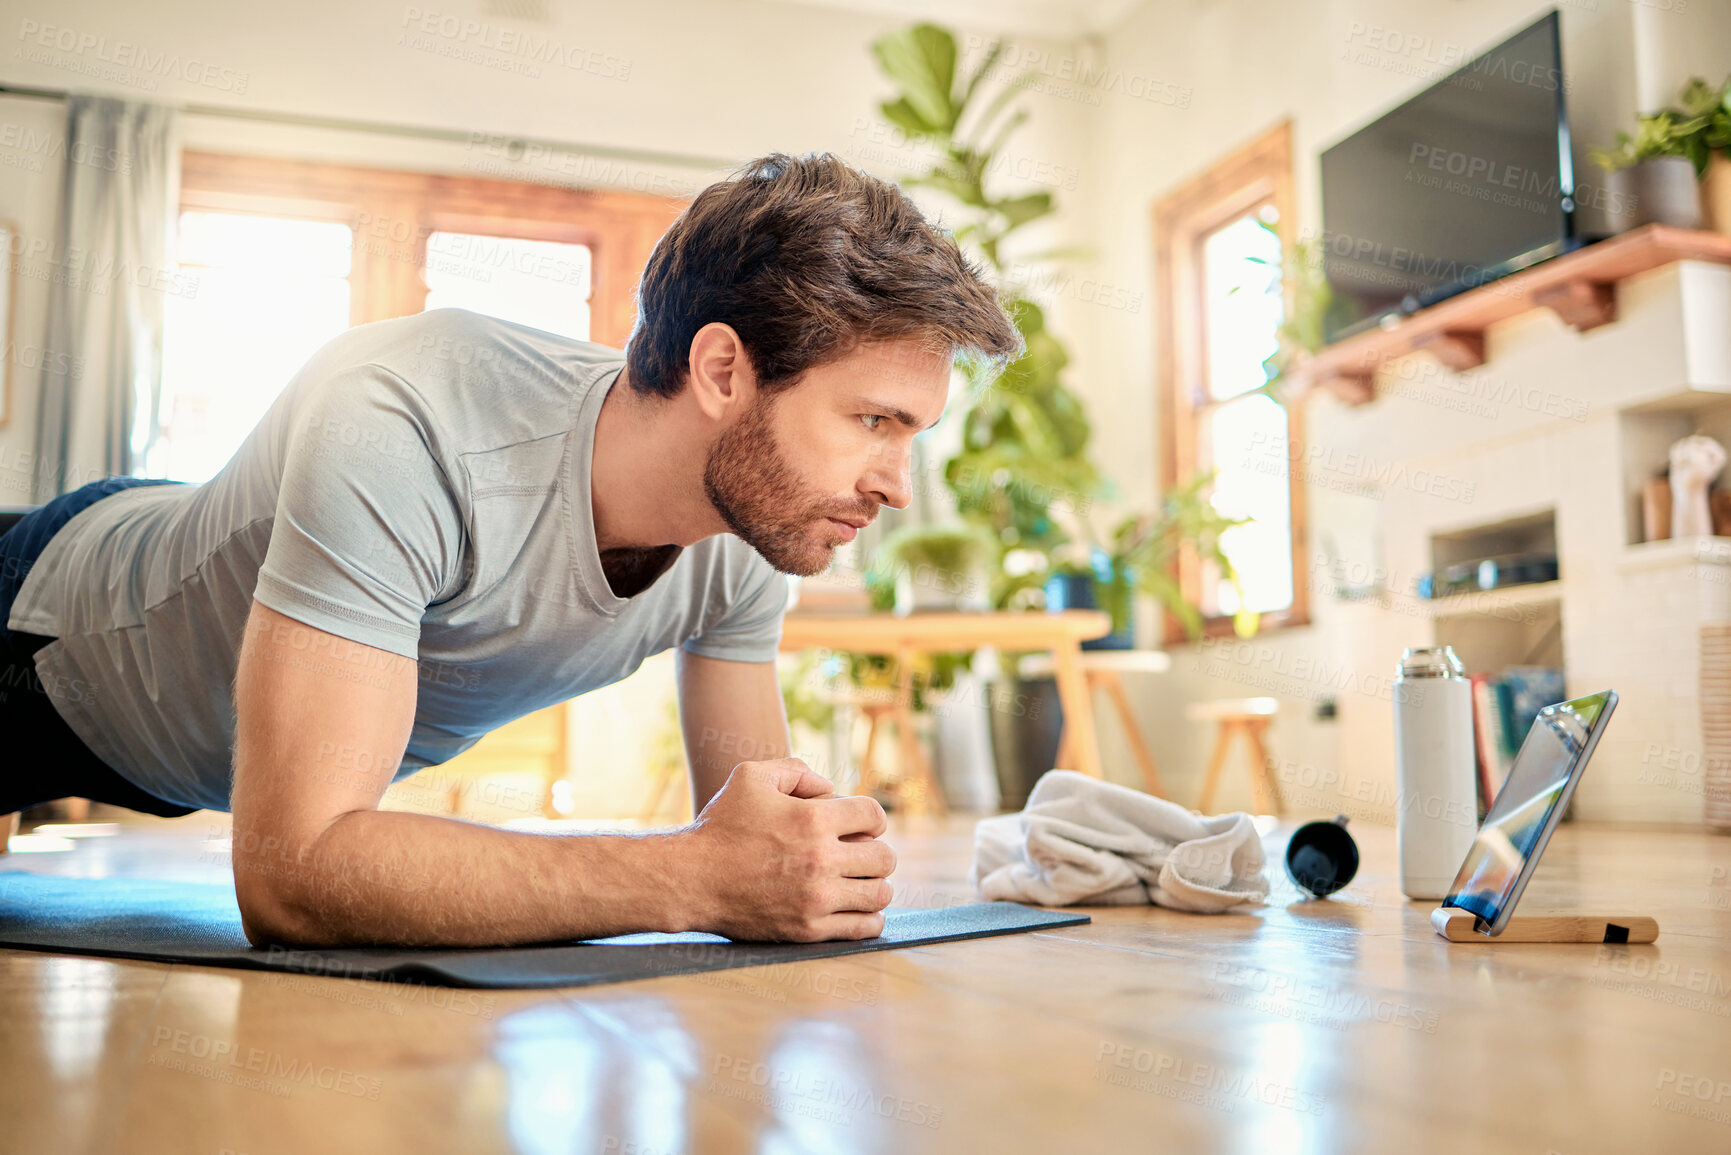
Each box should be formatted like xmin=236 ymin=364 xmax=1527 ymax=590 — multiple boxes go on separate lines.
xmin=864 ymin=448 xmax=912 ymax=510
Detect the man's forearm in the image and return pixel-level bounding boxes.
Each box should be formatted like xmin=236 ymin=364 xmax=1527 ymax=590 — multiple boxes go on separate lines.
xmin=237 ymin=809 xmax=697 ymax=948
xmin=676 ymin=652 xmax=793 ymax=814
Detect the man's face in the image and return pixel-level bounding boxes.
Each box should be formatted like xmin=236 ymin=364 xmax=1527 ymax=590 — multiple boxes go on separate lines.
xmin=704 ymin=339 xmax=951 ymax=576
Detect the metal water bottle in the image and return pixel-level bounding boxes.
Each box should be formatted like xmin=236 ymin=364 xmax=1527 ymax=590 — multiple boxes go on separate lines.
xmin=1393 ymin=646 xmax=1478 ymax=900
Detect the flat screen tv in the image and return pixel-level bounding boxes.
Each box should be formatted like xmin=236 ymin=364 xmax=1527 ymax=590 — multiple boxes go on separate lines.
xmin=1319 ymin=11 xmax=1576 ymax=344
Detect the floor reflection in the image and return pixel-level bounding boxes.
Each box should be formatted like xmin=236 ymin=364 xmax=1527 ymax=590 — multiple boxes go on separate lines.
xmin=494 ymin=999 xmax=688 ymax=1155
xmin=39 ymin=956 xmax=122 ymax=1082
xmin=753 ymin=1019 xmax=896 ymax=1155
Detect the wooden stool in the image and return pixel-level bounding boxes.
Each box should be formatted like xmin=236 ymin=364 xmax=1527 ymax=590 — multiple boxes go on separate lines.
xmin=854 ymin=694 xmax=948 ymax=817
xmin=1019 ymin=650 xmax=1171 ymax=797
xmin=1187 ymin=697 xmax=1282 ymax=815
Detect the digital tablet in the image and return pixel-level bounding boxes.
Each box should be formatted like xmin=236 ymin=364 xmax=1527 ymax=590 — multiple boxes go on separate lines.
xmin=1440 ymin=689 xmax=1619 ymax=936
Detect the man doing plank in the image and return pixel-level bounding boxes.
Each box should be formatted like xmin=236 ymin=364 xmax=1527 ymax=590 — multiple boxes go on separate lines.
xmin=0 ymin=152 xmax=1020 ymax=947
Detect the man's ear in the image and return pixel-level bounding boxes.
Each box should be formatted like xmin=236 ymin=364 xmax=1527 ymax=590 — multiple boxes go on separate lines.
xmin=685 ymin=323 xmax=756 ymax=423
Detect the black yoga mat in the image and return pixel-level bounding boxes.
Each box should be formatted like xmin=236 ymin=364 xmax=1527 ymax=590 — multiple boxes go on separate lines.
xmin=0 ymin=872 xmax=1089 ymax=990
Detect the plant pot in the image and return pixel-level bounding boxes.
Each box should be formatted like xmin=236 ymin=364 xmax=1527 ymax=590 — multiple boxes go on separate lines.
xmin=1090 ymin=565 xmax=1136 ymax=651
xmin=895 ymin=566 xmax=958 ymax=613
xmin=1595 ymin=166 xmax=1642 ymax=234
xmin=988 ymin=674 xmax=1062 ymax=811
xmin=929 ymin=672 xmax=1000 ymax=811
xmin=1703 ymin=154 xmax=1731 ymax=238
xmin=1044 ymin=568 xmax=1134 ymax=650
xmin=1617 ymin=157 xmax=1704 ymax=230
xmin=894 ymin=560 xmax=990 ymax=614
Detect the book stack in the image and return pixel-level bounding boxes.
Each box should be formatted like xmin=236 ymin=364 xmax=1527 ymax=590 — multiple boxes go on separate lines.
xmin=1467 ymin=666 xmax=1565 ymax=816
xmin=1702 ymin=624 xmax=1731 ymax=831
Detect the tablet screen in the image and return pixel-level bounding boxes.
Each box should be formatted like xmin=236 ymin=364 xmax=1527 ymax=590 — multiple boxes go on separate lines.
xmin=1444 ymin=691 xmax=1615 ymax=926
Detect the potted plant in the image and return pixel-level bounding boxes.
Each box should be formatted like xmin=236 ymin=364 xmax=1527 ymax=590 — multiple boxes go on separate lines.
xmin=1590 ymin=75 xmax=1731 ymax=232
xmin=1105 ymin=474 xmax=1255 ymax=640
xmin=874 ymin=521 xmax=997 ymax=613
xmin=867 ymin=22 xmax=1101 ymax=806
xmin=1680 ymin=75 xmax=1731 ymax=235
xmin=869 ymin=24 xmax=1103 ymax=603
xmin=1257 ymin=231 xmax=1333 ymax=397
xmin=1046 ymin=473 xmax=1252 ymax=648
xmin=868 ymin=521 xmax=1000 ymax=806
xmin=867 ymin=22 xmax=1279 ymax=807
xmin=1043 ymin=551 xmax=1132 ymax=649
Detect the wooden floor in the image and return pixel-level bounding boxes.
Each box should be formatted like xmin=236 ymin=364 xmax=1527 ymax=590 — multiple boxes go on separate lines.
xmin=3 ymin=813 xmax=1730 ymax=1154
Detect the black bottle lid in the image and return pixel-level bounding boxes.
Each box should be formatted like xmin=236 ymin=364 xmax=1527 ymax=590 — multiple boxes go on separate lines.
xmin=1285 ymin=814 xmax=1360 ymax=899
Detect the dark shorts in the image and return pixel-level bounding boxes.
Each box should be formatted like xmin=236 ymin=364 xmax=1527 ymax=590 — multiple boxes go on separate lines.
xmin=1 ymin=476 xmax=196 ymax=817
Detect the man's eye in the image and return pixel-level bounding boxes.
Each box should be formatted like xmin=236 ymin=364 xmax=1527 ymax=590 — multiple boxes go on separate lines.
xmin=860 ymin=414 xmax=883 ymax=431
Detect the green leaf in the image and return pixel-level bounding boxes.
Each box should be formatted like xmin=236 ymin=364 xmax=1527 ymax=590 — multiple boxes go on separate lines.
xmin=871 ymin=24 xmax=960 ymax=134
xmin=1679 ymin=76 xmax=1723 ymax=118
xmin=1143 ymin=567 xmax=1202 ymax=639
xmin=1686 ymin=134 xmax=1712 ymax=177
xmin=976 ymin=107 xmax=1030 ymax=166
xmin=960 ymin=72 xmax=1028 ymax=152
xmin=1007 ymin=244 xmax=1097 ymax=265
xmin=958 ymin=39 xmax=1005 ymax=111
xmin=879 ymin=96 xmax=941 ymax=138
xmin=994 ymin=191 xmax=1055 ymax=232
xmin=910 ymin=167 xmax=988 ymax=207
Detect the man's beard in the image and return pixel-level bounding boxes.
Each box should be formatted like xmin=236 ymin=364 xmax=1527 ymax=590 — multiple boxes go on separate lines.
xmin=704 ymin=395 xmax=876 ymax=576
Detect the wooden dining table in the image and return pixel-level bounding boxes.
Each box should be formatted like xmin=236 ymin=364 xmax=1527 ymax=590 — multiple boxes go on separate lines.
xmin=778 ymin=609 xmax=1112 ymax=812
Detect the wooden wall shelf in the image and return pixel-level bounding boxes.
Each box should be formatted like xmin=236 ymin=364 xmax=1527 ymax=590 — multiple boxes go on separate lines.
xmin=1296 ymin=225 xmax=1731 ymax=405
xmin=1418 ymin=579 xmax=1564 ymax=619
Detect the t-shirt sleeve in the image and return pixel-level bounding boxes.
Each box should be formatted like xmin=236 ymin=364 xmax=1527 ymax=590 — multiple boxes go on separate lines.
xmin=251 ymin=364 xmax=466 ymax=659
xmin=680 ymin=556 xmax=790 ymax=663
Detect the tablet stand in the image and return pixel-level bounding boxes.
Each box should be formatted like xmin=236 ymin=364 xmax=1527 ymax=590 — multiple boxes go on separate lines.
xmin=1430 ymin=907 xmax=1659 ymax=943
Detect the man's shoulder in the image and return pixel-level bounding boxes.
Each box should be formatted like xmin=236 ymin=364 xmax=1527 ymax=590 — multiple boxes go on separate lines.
xmin=299 ymin=309 xmax=623 ymax=397
xmin=288 ymin=309 xmax=624 ymax=451
xmin=389 ymin=308 xmax=624 ymax=368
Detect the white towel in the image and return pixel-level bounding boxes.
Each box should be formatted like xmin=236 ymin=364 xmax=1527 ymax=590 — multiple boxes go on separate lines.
xmin=971 ymin=771 xmax=1270 ymax=912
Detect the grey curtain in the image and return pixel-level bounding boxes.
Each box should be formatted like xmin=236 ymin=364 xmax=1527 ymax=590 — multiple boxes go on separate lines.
xmin=33 ymin=95 xmax=179 ymax=501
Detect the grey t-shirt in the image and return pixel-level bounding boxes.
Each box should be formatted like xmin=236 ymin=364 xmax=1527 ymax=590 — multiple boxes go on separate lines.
xmin=8 ymin=308 xmax=788 ymax=812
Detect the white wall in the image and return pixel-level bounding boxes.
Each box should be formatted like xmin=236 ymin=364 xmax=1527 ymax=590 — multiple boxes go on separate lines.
xmin=2 ymin=0 xmax=1093 ymax=197
xmin=1068 ymin=0 xmax=1731 ymax=816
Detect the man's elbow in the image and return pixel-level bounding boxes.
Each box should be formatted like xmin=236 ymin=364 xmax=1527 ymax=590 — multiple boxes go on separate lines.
xmin=233 ymin=865 xmax=327 ymax=948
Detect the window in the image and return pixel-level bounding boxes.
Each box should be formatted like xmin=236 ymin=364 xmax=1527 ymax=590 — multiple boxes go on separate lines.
xmin=1201 ymin=212 xmax=1293 ymax=617
xmin=150 ymin=213 xmax=353 ymax=482
xmin=422 ymin=232 xmax=592 ymax=340
xmin=150 ymin=151 xmax=685 ymax=482
xmin=1154 ymin=121 xmax=1307 ymax=637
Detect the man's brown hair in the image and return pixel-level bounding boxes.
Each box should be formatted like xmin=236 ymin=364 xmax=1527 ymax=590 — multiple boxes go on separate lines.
xmin=625 ymin=151 xmax=1022 ymax=399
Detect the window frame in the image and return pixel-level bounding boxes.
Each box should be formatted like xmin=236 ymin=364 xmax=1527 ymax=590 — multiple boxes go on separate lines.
xmin=177 ymin=150 xmax=688 ymax=343
xmin=1153 ymin=120 xmax=1309 ymax=642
